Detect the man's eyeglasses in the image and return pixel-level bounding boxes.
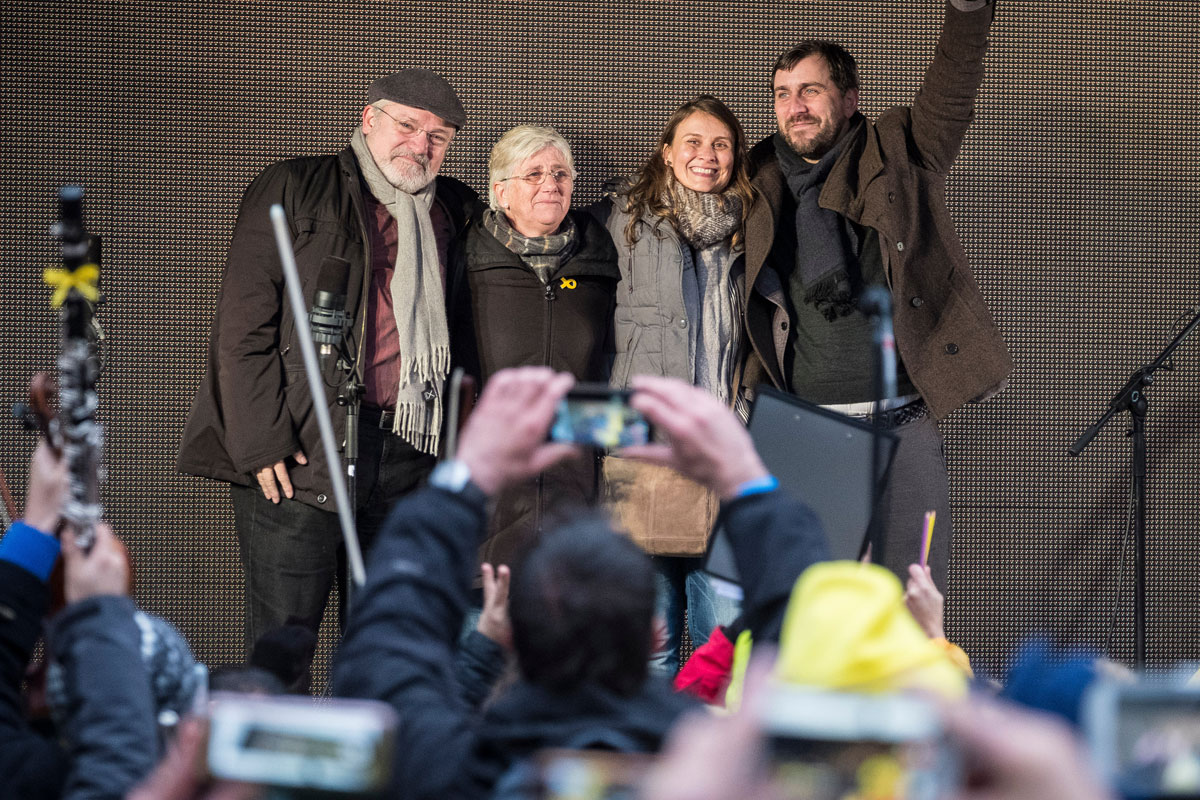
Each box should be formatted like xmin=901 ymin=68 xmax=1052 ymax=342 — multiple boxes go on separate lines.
xmin=501 ymin=169 xmax=575 ymax=186
xmin=373 ymin=106 xmax=453 ymax=150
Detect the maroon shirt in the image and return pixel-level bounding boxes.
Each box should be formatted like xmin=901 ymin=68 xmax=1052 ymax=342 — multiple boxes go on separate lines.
xmin=362 ymin=192 xmax=452 ymax=410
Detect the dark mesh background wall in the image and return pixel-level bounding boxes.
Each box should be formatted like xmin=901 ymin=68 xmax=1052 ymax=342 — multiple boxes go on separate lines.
xmin=3 ymin=1 xmax=1198 ymax=683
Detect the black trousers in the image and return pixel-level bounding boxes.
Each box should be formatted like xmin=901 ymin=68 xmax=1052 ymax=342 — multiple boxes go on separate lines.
xmin=230 ymin=418 xmax=435 ymax=652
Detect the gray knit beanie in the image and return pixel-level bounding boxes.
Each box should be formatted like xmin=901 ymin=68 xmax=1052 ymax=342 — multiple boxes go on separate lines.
xmin=367 ymin=69 xmax=466 ymax=129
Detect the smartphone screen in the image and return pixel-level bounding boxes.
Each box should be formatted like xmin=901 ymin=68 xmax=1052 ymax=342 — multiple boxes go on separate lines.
xmin=548 ymin=385 xmax=652 ymax=449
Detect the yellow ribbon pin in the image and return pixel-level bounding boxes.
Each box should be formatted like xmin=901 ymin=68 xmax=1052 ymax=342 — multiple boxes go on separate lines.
xmin=44 ymin=264 xmax=100 ymax=307
xmin=559 ymin=277 xmax=577 ymax=290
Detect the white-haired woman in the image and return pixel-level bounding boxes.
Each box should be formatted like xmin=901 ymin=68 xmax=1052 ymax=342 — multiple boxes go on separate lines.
xmin=451 ymin=124 xmax=619 ymax=567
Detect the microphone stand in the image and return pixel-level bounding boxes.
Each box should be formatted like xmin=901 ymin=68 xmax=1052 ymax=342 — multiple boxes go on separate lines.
xmin=862 ymin=287 xmax=897 ymax=566
xmin=269 ymin=205 xmax=367 ymax=591
xmin=1068 ymin=306 xmax=1200 ymax=669
xmin=337 ymin=371 xmax=363 ymax=611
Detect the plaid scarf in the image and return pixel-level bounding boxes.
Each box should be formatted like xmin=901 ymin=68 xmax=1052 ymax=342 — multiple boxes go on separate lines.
xmin=482 ymin=208 xmax=579 ymax=284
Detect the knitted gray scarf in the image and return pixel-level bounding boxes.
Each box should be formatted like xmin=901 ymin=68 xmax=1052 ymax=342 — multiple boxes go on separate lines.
xmin=666 ymin=180 xmax=742 ymax=404
xmin=687 ymin=241 xmax=740 ymax=405
xmin=774 ymin=115 xmax=866 ymax=321
xmin=350 ymin=128 xmax=449 ymax=455
xmin=482 ymin=208 xmax=579 ymax=285
xmin=670 ymin=181 xmax=742 ymax=250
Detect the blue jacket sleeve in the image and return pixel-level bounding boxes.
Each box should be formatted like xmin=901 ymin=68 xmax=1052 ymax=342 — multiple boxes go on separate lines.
xmin=0 ymin=556 xmax=70 ymax=799
xmin=455 ymin=630 xmax=509 ymax=711
xmin=332 ymin=485 xmax=487 ymax=800
xmin=46 ymin=596 xmax=160 ymax=800
xmin=719 ymin=489 xmax=830 ymax=643
xmin=0 ymin=521 xmax=61 ymax=581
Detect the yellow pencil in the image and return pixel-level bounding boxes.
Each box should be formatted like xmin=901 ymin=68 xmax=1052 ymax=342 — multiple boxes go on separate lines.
xmin=920 ymin=511 xmax=936 ymax=567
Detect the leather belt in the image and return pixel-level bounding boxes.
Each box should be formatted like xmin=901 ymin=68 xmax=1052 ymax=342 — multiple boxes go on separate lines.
xmin=359 ymin=405 xmax=395 ymax=430
xmin=821 ymin=394 xmax=929 ymax=428
xmin=821 ymin=393 xmax=920 ymax=417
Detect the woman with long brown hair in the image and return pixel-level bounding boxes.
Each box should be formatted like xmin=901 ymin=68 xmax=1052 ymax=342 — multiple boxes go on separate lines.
xmin=591 ymin=95 xmax=755 ymax=674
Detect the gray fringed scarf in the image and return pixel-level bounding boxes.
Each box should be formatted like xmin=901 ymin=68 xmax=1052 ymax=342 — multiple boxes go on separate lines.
xmin=668 ymin=180 xmax=742 ymax=404
xmin=774 ymin=115 xmax=866 ymax=321
xmin=482 ymin=208 xmax=579 ymax=284
xmin=350 ymin=128 xmax=449 ymax=455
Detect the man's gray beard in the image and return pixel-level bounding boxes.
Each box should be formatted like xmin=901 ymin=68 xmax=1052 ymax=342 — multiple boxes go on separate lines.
xmin=382 ymin=156 xmax=435 ymax=193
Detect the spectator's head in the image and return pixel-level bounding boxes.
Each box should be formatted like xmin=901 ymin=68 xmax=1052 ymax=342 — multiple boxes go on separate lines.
xmin=509 ymin=514 xmax=656 ymax=696
xmin=49 ymin=609 xmax=204 ymax=730
xmin=1000 ymin=636 xmax=1102 ymax=728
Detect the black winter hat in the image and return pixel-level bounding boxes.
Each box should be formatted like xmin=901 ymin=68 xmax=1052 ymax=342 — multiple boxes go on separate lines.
xmin=367 ymin=69 xmax=466 ymax=129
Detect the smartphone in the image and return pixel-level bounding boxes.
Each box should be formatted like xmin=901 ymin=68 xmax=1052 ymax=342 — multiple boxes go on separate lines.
xmin=1085 ymin=679 xmax=1200 ymax=798
xmin=759 ymin=684 xmax=957 ymax=800
xmin=206 ymin=691 xmax=396 ymax=794
xmin=548 ymin=384 xmax=653 ymax=449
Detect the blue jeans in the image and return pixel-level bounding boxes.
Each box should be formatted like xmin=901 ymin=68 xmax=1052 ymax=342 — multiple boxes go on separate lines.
xmin=650 ymin=556 xmax=741 ymax=675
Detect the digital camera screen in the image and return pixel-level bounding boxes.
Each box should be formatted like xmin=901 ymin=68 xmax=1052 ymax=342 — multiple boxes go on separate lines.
xmin=549 ymin=394 xmax=651 ymax=449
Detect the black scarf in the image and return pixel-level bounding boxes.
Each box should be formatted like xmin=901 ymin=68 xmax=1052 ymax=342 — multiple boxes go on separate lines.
xmin=774 ymin=115 xmax=866 ymax=321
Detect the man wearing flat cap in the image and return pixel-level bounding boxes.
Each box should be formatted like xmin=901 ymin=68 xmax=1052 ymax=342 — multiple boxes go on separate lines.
xmin=179 ymin=69 xmax=477 ymax=648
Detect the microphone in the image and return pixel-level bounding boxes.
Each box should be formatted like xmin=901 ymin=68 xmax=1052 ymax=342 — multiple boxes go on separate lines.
xmin=860 ymin=286 xmax=897 ymax=400
xmin=310 ymin=255 xmax=351 ymax=364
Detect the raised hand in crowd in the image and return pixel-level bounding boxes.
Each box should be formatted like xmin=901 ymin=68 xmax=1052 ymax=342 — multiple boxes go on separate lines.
xmin=23 ymin=440 xmax=69 ymax=533
xmin=476 ymin=562 xmax=513 ymax=651
xmin=624 ymin=375 xmax=769 ymax=500
xmin=455 ymin=366 xmax=578 ymax=495
xmin=943 ymin=697 xmax=1116 ymax=800
xmin=127 ymin=717 xmax=263 ymax=800
xmin=61 ymin=521 xmax=130 ymax=604
xmin=904 ymin=563 xmax=946 ymax=640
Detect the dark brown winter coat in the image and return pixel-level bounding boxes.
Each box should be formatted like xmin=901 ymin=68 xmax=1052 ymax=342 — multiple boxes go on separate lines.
xmin=743 ymin=2 xmax=1011 ymax=420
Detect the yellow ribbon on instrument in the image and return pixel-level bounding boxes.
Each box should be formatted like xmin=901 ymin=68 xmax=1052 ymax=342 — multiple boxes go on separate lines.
xmin=44 ymin=264 xmax=100 ymax=307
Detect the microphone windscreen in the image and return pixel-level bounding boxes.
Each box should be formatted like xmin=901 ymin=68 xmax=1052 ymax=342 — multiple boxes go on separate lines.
xmin=315 ymin=255 xmax=351 ymax=298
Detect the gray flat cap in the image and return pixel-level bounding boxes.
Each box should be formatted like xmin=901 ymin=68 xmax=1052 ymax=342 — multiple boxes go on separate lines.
xmin=367 ymin=69 xmax=466 ymax=129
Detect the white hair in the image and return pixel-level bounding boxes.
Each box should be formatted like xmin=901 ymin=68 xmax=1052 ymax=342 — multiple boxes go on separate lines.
xmin=487 ymin=125 xmax=576 ymax=210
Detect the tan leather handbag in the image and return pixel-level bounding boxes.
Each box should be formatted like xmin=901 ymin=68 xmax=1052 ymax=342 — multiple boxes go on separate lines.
xmin=603 ymin=456 xmax=720 ymax=556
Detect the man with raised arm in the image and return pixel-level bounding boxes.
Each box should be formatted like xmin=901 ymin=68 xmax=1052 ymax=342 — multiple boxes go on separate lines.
xmin=743 ymin=0 xmax=1011 ymax=593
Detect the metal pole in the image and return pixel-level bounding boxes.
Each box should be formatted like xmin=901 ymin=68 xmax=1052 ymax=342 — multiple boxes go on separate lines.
xmin=269 ymin=204 xmax=366 ymax=589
